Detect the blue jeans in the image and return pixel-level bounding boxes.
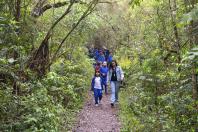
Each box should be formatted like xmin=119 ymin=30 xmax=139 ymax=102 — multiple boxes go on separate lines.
xmin=110 ymin=81 xmax=120 ymax=103
xmin=93 ymin=88 xmax=103 ymax=104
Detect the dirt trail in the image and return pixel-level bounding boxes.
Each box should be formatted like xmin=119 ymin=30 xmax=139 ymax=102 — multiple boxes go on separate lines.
xmin=73 ymin=92 xmax=121 ymax=132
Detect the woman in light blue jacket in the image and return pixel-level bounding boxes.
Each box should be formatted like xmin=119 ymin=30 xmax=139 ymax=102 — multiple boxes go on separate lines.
xmin=108 ymin=60 xmax=124 ymax=107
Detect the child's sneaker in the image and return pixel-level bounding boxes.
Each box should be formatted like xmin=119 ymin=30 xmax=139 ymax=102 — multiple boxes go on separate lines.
xmin=95 ymin=104 xmax=99 ymax=107
xmin=111 ymin=103 xmax=114 ymax=107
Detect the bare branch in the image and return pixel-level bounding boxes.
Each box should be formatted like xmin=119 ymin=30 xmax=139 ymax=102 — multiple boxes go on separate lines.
xmin=48 ymin=0 xmax=99 ymax=67
xmin=28 ymin=1 xmax=75 ymax=75
xmin=38 ymin=1 xmax=70 ymax=16
xmin=31 ymin=0 xmax=112 ymax=17
xmin=98 ymin=1 xmax=114 ymax=4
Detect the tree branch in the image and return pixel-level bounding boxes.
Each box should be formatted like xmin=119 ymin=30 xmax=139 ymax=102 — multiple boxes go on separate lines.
xmin=32 ymin=0 xmax=78 ymax=17
xmin=29 ymin=1 xmax=75 ymax=72
xmin=39 ymin=1 xmax=70 ymax=16
xmin=32 ymin=0 xmax=112 ymax=17
xmin=48 ymin=0 xmax=99 ymax=67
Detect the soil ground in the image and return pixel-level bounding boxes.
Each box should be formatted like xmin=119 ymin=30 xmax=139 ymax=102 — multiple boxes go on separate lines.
xmin=73 ymin=92 xmax=121 ymax=132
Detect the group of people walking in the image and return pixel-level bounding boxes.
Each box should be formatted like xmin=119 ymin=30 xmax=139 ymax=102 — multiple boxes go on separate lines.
xmin=90 ymin=48 xmax=124 ymax=107
xmin=88 ymin=48 xmax=113 ymax=63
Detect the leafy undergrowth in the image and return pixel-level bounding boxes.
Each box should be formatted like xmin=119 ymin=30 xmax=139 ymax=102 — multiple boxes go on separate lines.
xmin=119 ymin=59 xmax=198 ymax=131
xmin=0 ymin=50 xmax=93 ymax=131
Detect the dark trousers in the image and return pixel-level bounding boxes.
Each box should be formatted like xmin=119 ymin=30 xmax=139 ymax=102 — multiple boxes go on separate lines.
xmin=102 ymin=76 xmax=108 ymax=94
xmin=104 ymin=84 xmax=107 ymax=94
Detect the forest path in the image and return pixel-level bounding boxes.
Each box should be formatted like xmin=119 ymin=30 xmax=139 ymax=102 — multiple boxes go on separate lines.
xmin=73 ymin=91 xmax=121 ymax=132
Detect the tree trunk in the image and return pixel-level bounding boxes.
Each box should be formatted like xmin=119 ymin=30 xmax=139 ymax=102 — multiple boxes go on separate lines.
xmin=192 ymin=63 xmax=198 ymax=100
xmin=12 ymin=0 xmax=21 ymax=95
xmin=28 ymin=2 xmax=74 ymax=77
xmin=169 ymin=0 xmax=181 ymax=65
xmin=184 ymin=0 xmax=198 ymax=100
xmin=15 ymin=0 xmax=21 ymax=21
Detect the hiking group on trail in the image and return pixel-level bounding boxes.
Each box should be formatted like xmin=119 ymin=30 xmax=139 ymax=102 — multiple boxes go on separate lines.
xmin=89 ymin=48 xmax=124 ymax=107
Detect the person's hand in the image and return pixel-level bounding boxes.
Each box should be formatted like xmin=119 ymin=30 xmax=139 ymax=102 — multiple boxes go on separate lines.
xmin=121 ymin=77 xmax=124 ymax=81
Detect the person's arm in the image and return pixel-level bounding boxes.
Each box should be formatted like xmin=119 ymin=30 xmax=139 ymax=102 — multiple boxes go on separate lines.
xmin=100 ymin=77 xmax=104 ymax=90
xmin=107 ymin=70 xmax=110 ymax=84
xmin=91 ymin=78 xmax=94 ymax=91
xmin=119 ymin=66 xmax=124 ymax=81
xmin=100 ymin=67 xmax=103 ymax=74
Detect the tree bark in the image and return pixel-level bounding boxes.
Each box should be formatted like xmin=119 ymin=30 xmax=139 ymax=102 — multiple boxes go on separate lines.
xmin=15 ymin=0 xmax=21 ymax=21
xmin=12 ymin=0 xmax=21 ymax=95
xmin=31 ymin=0 xmax=112 ymax=17
xmin=31 ymin=1 xmax=70 ymax=17
xmin=29 ymin=1 xmax=74 ymax=77
xmin=29 ymin=0 xmax=98 ymax=76
xmin=169 ymin=0 xmax=181 ymax=64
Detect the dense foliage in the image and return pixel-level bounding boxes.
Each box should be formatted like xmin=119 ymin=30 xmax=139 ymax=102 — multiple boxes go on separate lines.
xmin=115 ymin=0 xmax=198 ymax=131
xmin=0 ymin=0 xmax=198 ymax=131
xmin=0 ymin=0 xmax=96 ymax=131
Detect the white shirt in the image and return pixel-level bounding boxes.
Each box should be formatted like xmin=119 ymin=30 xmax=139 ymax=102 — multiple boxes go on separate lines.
xmin=94 ymin=77 xmax=102 ymax=89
